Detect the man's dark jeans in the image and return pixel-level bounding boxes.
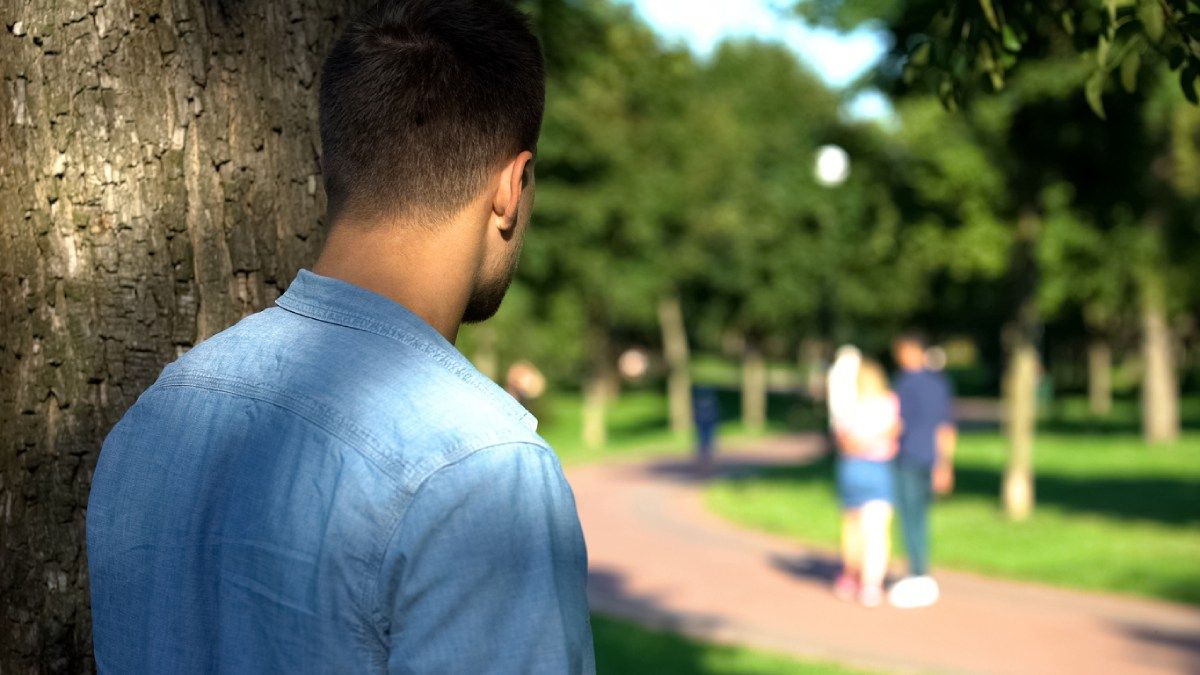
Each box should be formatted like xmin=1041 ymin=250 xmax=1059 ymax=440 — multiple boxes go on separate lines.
xmin=895 ymin=462 xmax=932 ymax=576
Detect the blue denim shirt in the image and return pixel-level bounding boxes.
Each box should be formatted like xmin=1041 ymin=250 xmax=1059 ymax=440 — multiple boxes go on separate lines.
xmin=87 ymin=270 xmax=594 ymax=673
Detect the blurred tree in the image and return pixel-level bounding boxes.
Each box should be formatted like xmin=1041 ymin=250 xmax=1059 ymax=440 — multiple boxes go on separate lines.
xmin=518 ymin=0 xmax=701 ymax=447
xmin=683 ymin=40 xmax=839 ymax=432
xmin=798 ymin=0 xmax=1200 ymax=114
xmin=0 ymin=0 xmax=369 ymax=669
xmin=805 ymin=0 xmax=1198 ymax=515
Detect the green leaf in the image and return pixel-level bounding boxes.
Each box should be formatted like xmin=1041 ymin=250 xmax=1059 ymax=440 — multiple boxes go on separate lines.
xmin=910 ymin=41 xmax=932 ymax=66
xmin=1167 ymin=44 xmax=1186 ymax=69
xmin=1182 ymin=66 xmax=1199 ymax=105
xmin=1138 ymin=0 xmax=1165 ymax=41
xmin=1002 ymin=24 xmax=1022 ymax=52
xmin=979 ymin=0 xmax=1001 ymax=31
xmin=1086 ymin=70 xmax=1107 ymax=118
xmin=937 ymin=76 xmax=959 ymax=112
xmin=1121 ymin=48 xmax=1141 ymax=92
xmin=1061 ymin=11 xmax=1076 ymax=35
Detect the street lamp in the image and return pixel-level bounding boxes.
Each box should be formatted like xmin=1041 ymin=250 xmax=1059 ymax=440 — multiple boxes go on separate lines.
xmin=813 ymin=144 xmax=850 ymax=350
xmin=814 ymin=144 xmax=850 ymax=187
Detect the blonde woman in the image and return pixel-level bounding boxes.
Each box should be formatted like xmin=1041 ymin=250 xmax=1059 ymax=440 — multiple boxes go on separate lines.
xmin=832 ymin=359 xmax=901 ymax=607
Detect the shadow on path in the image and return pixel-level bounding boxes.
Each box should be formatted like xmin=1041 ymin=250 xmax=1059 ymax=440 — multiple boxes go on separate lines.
xmin=768 ymin=553 xmax=841 ymax=585
xmin=1112 ymin=620 xmax=1200 ymax=674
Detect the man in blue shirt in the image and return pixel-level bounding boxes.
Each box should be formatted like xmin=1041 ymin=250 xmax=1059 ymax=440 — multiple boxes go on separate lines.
xmin=888 ymin=331 xmax=956 ymax=609
xmin=86 ymin=1 xmax=594 ymax=672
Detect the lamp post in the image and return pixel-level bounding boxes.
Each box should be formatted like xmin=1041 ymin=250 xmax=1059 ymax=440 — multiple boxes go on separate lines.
xmin=814 ymin=144 xmax=850 ymax=352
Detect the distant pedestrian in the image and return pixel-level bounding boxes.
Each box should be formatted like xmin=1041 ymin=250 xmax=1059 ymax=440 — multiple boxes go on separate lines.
xmin=693 ymin=386 xmax=720 ymax=469
xmin=832 ymin=359 xmax=900 ymax=608
xmin=888 ymin=331 xmax=957 ymax=609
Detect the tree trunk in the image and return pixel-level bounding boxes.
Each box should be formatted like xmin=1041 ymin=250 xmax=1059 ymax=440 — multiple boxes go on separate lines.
xmin=657 ymin=294 xmax=691 ymax=436
xmin=582 ymin=319 xmax=612 ymax=450
xmin=1002 ymin=209 xmax=1040 ymax=521
xmin=473 ymin=324 xmax=499 ymax=382
xmin=1141 ymin=278 xmax=1180 ymax=444
xmin=1002 ymin=338 xmax=1038 ymax=521
xmin=0 ymin=2 xmax=365 ymax=669
xmin=1086 ymin=339 xmax=1113 ymax=417
xmin=741 ymin=340 xmax=766 ymax=434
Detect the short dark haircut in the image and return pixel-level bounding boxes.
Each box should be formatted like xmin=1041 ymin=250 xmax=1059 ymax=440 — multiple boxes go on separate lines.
xmin=894 ymin=329 xmax=928 ymax=349
xmin=319 ymin=0 xmax=545 ymax=225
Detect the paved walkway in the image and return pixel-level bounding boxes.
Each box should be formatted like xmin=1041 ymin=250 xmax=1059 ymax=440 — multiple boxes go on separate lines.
xmin=568 ymin=436 xmax=1200 ymax=674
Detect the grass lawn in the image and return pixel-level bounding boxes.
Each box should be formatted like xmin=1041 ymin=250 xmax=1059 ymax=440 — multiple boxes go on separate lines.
xmin=593 ymin=615 xmax=872 ymax=675
xmin=706 ymin=432 xmax=1200 ymax=605
xmin=538 ymin=388 xmax=818 ymax=465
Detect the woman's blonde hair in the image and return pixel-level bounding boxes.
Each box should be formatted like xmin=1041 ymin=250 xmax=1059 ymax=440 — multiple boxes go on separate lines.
xmin=856 ymin=359 xmax=890 ymax=398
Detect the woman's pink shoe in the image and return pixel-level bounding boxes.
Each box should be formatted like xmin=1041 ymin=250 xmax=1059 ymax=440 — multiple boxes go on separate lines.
xmin=859 ymin=585 xmax=884 ymax=608
xmin=833 ymin=573 xmax=859 ymax=602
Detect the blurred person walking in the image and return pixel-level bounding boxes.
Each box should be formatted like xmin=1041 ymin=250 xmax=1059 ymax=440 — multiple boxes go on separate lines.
xmin=889 ymin=332 xmax=957 ymax=609
xmin=827 ymin=345 xmax=862 ymax=432
xmin=86 ymin=1 xmax=594 ymax=672
xmin=693 ymin=386 xmax=721 ymax=470
xmin=832 ymin=359 xmax=901 ymax=607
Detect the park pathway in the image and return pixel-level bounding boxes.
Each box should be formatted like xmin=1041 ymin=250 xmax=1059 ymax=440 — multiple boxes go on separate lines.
xmin=567 ymin=435 xmax=1200 ymax=675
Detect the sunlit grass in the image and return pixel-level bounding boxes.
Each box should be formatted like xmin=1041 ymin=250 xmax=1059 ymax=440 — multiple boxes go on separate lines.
xmin=593 ymin=615 xmax=874 ymax=675
xmin=538 ymin=387 xmax=815 ymax=465
xmin=706 ymin=433 xmax=1200 ymax=605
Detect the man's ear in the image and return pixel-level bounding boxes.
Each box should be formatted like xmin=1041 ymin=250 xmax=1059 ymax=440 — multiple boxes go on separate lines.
xmin=493 ymin=150 xmax=534 ymax=233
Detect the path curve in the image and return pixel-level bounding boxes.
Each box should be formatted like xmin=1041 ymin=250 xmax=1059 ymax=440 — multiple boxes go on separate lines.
xmin=567 ymin=435 xmax=1200 ymax=675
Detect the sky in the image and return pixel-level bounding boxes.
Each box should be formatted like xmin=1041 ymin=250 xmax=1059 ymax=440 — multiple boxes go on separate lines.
xmin=622 ymin=0 xmax=894 ymax=120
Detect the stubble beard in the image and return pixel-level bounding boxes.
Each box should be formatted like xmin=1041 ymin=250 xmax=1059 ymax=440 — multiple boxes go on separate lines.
xmin=461 ymin=233 xmax=524 ymax=325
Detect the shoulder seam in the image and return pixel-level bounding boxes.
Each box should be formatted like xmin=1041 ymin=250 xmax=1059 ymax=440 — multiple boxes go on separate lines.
xmin=367 ymin=440 xmax=557 ymax=644
xmin=277 ymin=298 xmax=535 ymax=430
xmin=153 ymin=371 xmax=410 ymax=482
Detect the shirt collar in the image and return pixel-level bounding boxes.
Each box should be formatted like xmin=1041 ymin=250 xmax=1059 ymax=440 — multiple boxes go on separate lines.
xmin=275 ymin=269 xmax=537 ymax=432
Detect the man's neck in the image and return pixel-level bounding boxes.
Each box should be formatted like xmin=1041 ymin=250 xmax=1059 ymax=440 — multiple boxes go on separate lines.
xmin=313 ymin=221 xmax=479 ymax=344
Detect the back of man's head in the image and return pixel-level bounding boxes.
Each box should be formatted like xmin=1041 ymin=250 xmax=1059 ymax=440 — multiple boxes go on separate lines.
xmin=893 ymin=330 xmax=929 ymax=372
xmin=319 ymin=0 xmax=545 ymax=227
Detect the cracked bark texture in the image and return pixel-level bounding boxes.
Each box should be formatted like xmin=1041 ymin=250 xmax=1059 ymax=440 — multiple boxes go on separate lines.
xmin=0 ymin=0 xmax=367 ymax=669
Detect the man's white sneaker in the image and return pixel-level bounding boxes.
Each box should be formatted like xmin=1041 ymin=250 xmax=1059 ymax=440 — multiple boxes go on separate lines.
xmin=888 ymin=575 xmax=940 ymax=608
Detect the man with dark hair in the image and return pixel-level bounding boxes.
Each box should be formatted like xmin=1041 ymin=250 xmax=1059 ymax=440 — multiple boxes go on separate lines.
xmin=888 ymin=331 xmax=957 ymax=609
xmin=87 ymin=1 xmax=594 ymax=672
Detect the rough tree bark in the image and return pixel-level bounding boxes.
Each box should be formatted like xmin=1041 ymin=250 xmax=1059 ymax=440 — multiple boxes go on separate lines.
xmin=1002 ymin=210 xmax=1041 ymax=521
xmin=0 ymin=1 xmax=367 ymax=669
xmin=741 ymin=339 xmax=766 ymax=434
xmin=657 ymin=293 xmax=691 ymax=436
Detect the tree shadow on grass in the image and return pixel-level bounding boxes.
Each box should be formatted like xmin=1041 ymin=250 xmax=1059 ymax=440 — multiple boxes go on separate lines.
xmin=1037 ymin=417 xmax=1200 ymax=436
xmin=589 ymin=567 xmax=739 ymax=675
xmin=722 ymin=453 xmax=1199 ymax=527
xmin=951 ymin=465 xmax=1200 ymax=527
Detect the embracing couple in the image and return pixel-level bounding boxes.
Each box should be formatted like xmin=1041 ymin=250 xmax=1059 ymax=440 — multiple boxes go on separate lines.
xmin=829 ymin=332 xmax=957 ymax=608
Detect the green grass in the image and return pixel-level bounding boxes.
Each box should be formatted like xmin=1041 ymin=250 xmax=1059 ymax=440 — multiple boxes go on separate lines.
xmin=706 ymin=432 xmax=1200 ymax=605
xmin=538 ymin=388 xmax=819 ymax=465
xmin=1039 ymin=395 xmax=1200 ymax=436
xmin=592 ymin=615 xmax=872 ymax=675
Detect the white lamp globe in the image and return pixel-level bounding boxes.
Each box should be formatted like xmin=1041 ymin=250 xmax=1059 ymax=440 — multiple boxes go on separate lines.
xmin=814 ymin=144 xmax=850 ymax=187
